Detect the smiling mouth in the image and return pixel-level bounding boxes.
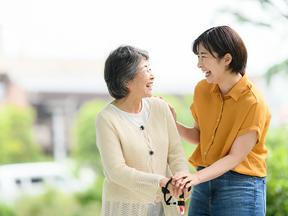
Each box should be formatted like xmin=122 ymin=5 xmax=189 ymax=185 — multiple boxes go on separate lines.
xmin=204 ymin=71 xmax=211 ymax=77
xmin=146 ymin=82 xmax=153 ymax=88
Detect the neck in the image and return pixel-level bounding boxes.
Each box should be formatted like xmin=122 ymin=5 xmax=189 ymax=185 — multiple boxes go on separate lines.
xmin=218 ymin=72 xmax=242 ymax=95
xmin=113 ymin=96 xmax=142 ymax=113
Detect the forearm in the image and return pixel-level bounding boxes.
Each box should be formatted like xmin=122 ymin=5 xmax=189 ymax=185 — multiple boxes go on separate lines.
xmin=97 ymin=117 xmax=164 ymax=198
xmin=197 ymin=154 xmax=242 ymax=184
xmin=159 ymin=177 xmax=169 ymax=187
xmin=104 ymin=162 xmax=165 ymax=198
xmin=197 ymin=132 xmax=257 ymax=184
xmin=175 ymin=132 xmax=257 ymax=189
xmin=175 ymin=154 xmax=241 ymax=188
xmin=176 ymin=121 xmax=200 ymax=144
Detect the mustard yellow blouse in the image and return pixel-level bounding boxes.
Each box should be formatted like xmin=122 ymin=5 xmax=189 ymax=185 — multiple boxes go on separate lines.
xmin=189 ymin=75 xmax=271 ymax=177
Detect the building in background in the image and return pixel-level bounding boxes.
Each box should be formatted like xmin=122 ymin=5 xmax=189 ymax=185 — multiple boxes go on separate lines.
xmin=0 ymin=58 xmax=109 ymax=161
xmin=0 ymin=22 xmax=286 ymax=162
xmin=0 ymin=25 xmax=109 ymax=160
xmin=0 ymin=73 xmax=29 ymax=107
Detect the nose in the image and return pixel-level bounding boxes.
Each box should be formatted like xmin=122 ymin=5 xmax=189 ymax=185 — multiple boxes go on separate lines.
xmin=197 ymin=58 xmax=202 ymax=68
xmin=150 ymin=73 xmax=155 ymax=81
xmin=148 ymin=68 xmax=154 ymax=80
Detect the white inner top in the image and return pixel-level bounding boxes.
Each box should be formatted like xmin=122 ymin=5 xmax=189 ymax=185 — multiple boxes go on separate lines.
xmin=110 ymin=98 xmax=150 ymax=129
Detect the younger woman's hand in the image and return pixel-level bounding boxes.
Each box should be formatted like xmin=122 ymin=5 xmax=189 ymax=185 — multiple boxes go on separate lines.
xmin=154 ymin=96 xmax=177 ymax=121
xmin=172 ymin=171 xmax=201 ymax=190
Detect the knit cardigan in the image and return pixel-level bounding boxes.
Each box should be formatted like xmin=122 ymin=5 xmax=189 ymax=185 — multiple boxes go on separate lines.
xmin=96 ymin=97 xmax=189 ymax=216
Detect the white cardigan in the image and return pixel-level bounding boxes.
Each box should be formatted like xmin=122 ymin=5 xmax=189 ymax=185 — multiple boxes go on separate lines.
xmin=96 ymin=97 xmax=189 ymax=216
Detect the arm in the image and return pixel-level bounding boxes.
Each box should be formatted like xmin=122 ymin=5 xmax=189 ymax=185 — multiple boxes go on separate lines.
xmin=164 ymin=103 xmax=190 ymax=196
xmin=174 ymin=100 xmax=266 ymax=188
xmin=174 ymin=131 xmax=257 ymax=188
xmin=163 ymin=101 xmax=189 ymax=174
xmin=176 ymin=122 xmax=200 ymax=145
xmin=167 ymin=100 xmax=200 ymax=145
xmin=96 ymin=114 xmax=165 ymax=200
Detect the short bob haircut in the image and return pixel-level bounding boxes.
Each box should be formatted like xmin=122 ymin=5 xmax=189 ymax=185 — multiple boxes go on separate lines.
xmin=104 ymin=45 xmax=149 ymax=99
xmin=192 ymin=26 xmax=247 ymax=76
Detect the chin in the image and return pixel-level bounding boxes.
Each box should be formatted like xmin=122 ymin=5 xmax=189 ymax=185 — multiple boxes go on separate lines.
xmin=145 ymin=92 xmax=153 ymax=97
xmin=206 ymin=77 xmax=216 ymax=84
xmin=206 ymin=78 xmax=212 ymax=83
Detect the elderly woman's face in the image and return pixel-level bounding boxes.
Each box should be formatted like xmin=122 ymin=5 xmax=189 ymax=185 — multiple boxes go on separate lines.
xmin=127 ymin=58 xmax=154 ymax=97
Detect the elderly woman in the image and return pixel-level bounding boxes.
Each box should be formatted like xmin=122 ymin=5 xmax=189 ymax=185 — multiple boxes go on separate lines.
xmin=96 ymin=45 xmax=188 ymax=216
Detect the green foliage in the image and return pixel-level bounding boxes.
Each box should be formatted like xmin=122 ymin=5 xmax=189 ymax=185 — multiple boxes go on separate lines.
xmin=6 ymin=95 xmax=288 ymax=215
xmin=157 ymin=94 xmax=196 ymax=161
xmin=156 ymin=94 xmax=194 ymax=125
xmin=222 ymin=0 xmax=288 ymax=81
xmin=266 ymin=126 xmax=288 ymax=215
xmin=0 ymin=203 xmax=16 ymax=216
xmin=75 ymin=175 xmax=104 ymax=206
xmin=0 ymin=105 xmax=43 ymax=164
xmin=72 ymin=99 xmax=107 ymax=174
xmin=14 ymin=189 xmax=101 ymax=216
xmin=265 ymin=59 xmax=288 ymax=85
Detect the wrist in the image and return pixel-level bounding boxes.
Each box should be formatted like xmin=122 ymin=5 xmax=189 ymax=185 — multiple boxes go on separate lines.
xmin=194 ymin=172 xmax=201 ymax=185
xmin=159 ymin=177 xmax=169 ymax=188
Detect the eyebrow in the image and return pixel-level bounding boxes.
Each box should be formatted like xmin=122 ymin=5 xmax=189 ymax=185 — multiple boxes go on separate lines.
xmin=199 ymin=51 xmax=209 ymax=55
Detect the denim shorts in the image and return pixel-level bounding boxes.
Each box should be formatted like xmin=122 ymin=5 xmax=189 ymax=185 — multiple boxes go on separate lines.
xmin=188 ymin=168 xmax=266 ymax=216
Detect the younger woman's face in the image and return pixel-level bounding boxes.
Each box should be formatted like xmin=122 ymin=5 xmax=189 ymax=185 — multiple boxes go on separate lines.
xmin=196 ymin=43 xmax=227 ymax=84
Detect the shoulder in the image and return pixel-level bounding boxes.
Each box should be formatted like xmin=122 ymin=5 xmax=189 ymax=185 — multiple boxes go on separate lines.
xmin=144 ymin=97 xmax=171 ymax=117
xmin=196 ymin=79 xmax=208 ymax=88
xmin=240 ymin=83 xmax=270 ymax=117
xmin=145 ymin=97 xmax=169 ymax=109
xmin=193 ymin=80 xmax=215 ymax=101
xmin=243 ymin=83 xmax=266 ymax=106
xmin=96 ymin=103 xmax=115 ymax=124
xmin=195 ymin=79 xmax=214 ymax=93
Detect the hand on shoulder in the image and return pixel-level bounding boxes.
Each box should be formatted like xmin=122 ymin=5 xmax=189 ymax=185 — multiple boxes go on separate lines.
xmin=153 ymin=96 xmax=177 ymax=121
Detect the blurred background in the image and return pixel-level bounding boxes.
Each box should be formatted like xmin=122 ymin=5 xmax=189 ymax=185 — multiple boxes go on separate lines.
xmin=0 ymin=0 xmax=287 ymax=215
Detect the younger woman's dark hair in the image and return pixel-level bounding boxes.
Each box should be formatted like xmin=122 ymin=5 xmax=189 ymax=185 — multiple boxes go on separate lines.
xmin=104 ymin=45 xmax=149 ymax=99
xmin=192 ymin=25 xmax=247 ymax=75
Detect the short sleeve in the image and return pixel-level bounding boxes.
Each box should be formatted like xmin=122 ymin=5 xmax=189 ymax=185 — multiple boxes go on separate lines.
xmin=237 ymin=102 xmax=266 ymax=140
xmin=190 ymin=85 xmax=199 ymax=126
xmin=190 ymin=103 xmax=198 ymax=126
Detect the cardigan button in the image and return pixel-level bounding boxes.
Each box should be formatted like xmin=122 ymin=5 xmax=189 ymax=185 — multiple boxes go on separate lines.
xmin=149 ymin=150 xmax=154 ymax=155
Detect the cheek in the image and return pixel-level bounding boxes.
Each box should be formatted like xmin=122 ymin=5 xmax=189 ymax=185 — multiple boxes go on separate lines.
xmin=132 ymin=79 xmax=146 ymax=90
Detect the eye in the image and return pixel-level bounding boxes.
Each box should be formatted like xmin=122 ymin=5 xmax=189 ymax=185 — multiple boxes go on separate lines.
xmin=198 ymin=55 xmax=206 ymax=59
xmin=144 ymin=65 xmax=151 ymax=72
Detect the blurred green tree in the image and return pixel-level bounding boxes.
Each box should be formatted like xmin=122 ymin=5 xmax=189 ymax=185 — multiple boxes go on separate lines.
xmin=72 ymin=99 xmax=107 ymax=175
xmin=0 ymin=203 xmax=15 ymax=216
xmin=219 ymin=0 xmax=288 ymax=84
xmin=0 ymin=105 xmax=43 ymax=164
xmin=266 ymin=127 xmax=288 ymax=215
xmin=14 ymin=189 xmax=101 ymax=216
xmin=156 ymin=94 xmax=196 ymax=169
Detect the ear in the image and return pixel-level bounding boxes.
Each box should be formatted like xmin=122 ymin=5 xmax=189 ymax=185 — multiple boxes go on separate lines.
xmin=126 ymin=80 xmax=132 ymax=91
xmin=223 ymin=53 xmax=232 ymax=65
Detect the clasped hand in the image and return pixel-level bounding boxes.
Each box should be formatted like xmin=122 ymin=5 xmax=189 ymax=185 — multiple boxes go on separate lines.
xmin=164 ymin=171 xmax=200 ymax=199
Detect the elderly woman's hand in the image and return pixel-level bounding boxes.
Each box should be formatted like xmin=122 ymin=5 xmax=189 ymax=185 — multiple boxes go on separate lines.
xmin=160 ymin=177 xmax=179 ymax=197
xmin=172 ymin=171 xmax=201 ymax=190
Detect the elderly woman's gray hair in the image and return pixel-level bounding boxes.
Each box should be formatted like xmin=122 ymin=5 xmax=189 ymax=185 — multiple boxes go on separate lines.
xmin=104 ymin=45 xmax=149 ymax=99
